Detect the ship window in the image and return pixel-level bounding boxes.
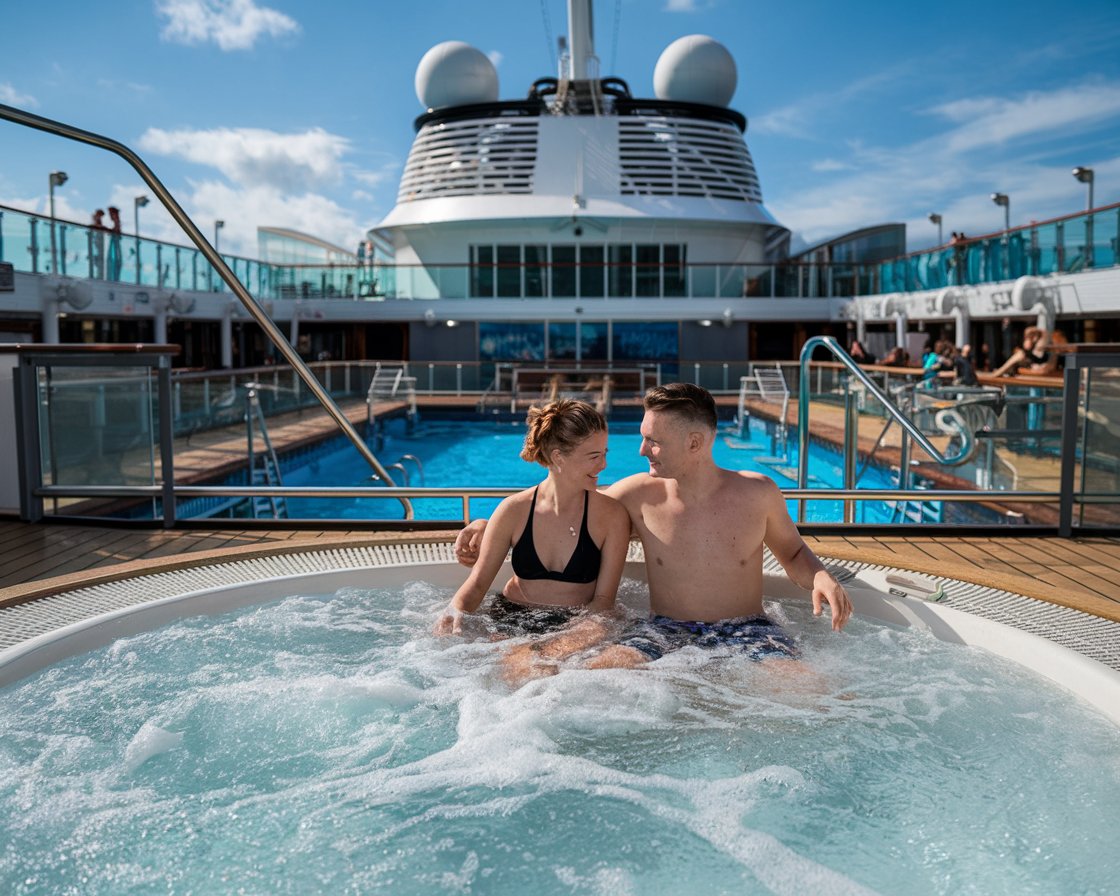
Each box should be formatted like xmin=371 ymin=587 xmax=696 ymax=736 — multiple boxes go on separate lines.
xmin=664 ymin=245 xmax=687 ymax=297
xmin=551 ymin=245 xmax=576 ymax=298
xmin=580 ymin=322 xmax=609 ymax=361
xmin=525 ymin=245 xmax=546 ymax=298
xmin=548 ymin=321 xmax=609 ymax=362
xmin=613 ymin=321 xmax=678 ymax=362
xmin=479 ymin=321 xmax=545 ymax=362
xmin=579 ymin=246 xmax=604 ymax=298
xmin=471 ymin=245 xmax=494 ymax=297
xmin=497 ymin=246 xmax=521 ymax=297
xmin=636 ymin=244 xmax=660 ymax=297
xmin=608 ymin=245 xmax=633 ymax=297
xmin=548 ymin=322 xmax=576 ymax=360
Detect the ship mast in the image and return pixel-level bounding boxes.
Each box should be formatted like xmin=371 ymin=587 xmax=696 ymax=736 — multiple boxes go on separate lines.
xmin=566 ymin=0 xmax=595 ymax=81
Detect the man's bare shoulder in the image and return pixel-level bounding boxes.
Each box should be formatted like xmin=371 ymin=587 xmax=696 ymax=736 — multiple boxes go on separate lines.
xmin=603 ymin=472 xmax=660 ymax=499
xmin=725 ymin=469 xmax=783 ymax=498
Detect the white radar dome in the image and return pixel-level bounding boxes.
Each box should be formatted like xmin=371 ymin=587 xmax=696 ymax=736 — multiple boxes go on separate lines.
xmin=415 ymin=41 xmax=499 ymax=110
xmin=653 ymin=35 xmax=737 ymax=107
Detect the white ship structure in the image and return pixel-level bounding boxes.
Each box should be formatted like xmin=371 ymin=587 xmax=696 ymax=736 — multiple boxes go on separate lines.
xmin=0 ymin=0 xmax=1117 ymax=369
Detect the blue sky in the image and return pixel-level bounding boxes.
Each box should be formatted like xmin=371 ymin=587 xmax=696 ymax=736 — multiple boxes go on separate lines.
xmin=2 ymin=0 xmax=1118 ymax=258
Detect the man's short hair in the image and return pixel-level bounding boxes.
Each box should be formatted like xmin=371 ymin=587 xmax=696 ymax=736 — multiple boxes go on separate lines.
xmin=643 ymin=383 xmax=718 ymax=431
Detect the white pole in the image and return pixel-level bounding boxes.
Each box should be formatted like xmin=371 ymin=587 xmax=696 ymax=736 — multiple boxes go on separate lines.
xmin=567 ymin=0 xmax=594 ymax=79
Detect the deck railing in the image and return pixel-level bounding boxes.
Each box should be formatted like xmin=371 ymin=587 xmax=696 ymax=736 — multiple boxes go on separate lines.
xmin=4 ymin=344 xmax=1119 ymax=533
xmin=4 ymin=200 xmax=1116 ymax=302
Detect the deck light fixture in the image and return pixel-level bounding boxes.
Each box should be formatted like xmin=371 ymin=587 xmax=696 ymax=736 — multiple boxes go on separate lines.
xmin=990 ymin=193 xmax=1010 ymax=232
xmin=1072 ymin=167 xmax=1094 ymax=211
xmin=928 ymin=212 xmax=943 ymax=245
xmin=134 ymin=195 xmax=149 ymax=284
xmin=48 ymin=170 xmax=68 ymax=274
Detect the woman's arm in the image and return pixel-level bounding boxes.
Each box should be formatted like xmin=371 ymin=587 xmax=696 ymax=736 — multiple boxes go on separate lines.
xmin=584 ymin=496 xmax=631 ymax=614
xmin=991 ymin=348 xmax=1026 ymax=377
xmin=435 ymin=495 xmax=522 ymax=634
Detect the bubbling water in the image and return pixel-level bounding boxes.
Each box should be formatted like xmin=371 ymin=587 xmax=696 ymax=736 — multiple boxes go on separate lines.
xmin=2 ymin=580 xmax=1120 ymax=895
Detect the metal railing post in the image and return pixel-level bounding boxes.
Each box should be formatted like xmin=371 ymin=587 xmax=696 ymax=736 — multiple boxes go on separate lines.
xmin=157 ymin=356 xmax=176 ymax=527
xmin=1058 ymin=357 xmax=1081 ymax=536
xmin=843 ymin=382 xmax=858 ymax=523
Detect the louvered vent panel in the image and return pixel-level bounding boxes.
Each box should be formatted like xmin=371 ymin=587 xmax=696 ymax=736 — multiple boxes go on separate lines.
xmin=618 ymin=117 xmax=762 ymax=202
xmin=398 ymin=119 xmax=539 ymax=201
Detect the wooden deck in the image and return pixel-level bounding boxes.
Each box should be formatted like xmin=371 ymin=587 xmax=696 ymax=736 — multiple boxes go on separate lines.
xmin=1 ymin=519 xmax=1118 ymax=624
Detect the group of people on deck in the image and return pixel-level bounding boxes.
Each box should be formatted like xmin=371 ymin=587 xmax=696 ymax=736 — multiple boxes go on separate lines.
xmin=434 ymin=384 xmax=853 ymax=681
xmin=849 ymin=327 xmax=1065 ymax=383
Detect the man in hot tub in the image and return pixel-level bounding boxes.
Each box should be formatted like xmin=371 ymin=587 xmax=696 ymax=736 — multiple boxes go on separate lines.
xmin=455 ymin=383 xmax=851 ymax=668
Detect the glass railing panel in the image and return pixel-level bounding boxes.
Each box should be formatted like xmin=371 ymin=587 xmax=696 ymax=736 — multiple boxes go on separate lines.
xmin=37 ymin=364 xmax=160 ymax=517
xmin=1094 ymin=209 xmax=1118 ymax=268
xmin=1075 ymin=366 xmax=1120 ymax=528
xmin=689 ymin=265 xmax=716 ymax=296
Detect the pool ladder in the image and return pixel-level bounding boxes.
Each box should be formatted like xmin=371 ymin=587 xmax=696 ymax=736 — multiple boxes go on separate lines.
xmin=245 ymin=385 xmax=288 ymax=520
xmin=372 ymin=454 xmax=424 ymax=486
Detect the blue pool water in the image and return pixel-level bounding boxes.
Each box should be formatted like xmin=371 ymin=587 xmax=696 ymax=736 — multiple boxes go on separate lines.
xmin=2 ymin=581 xmax=1119 ymax=894
xmin=277 ymin=415 xmax=900 ymax=523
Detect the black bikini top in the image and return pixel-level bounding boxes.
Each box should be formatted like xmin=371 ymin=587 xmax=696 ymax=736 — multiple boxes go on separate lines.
xmin=511 ymin=487 xmax=601 ymax=584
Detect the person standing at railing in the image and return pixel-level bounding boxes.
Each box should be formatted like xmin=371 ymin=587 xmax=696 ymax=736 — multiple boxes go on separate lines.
xmin=106 ymin=206 xmax=122 ymax=281
xmin=90 ymin=209 xmax=107 ymax=279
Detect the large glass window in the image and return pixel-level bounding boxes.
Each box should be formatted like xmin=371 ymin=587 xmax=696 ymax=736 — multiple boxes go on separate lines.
xmin=479 ymin=322 xmax=545 ymax=362
xmin=612 ymin=322 xmax=678 ymax=361
xmin=579 ymin=245 xmax=605 ymax=298
xmin=551 ymin=245 xmax=576 ymax=297
xmin=524 ymin=245 xmax=546 ymax=297
xmin=580 ymin=322 xmax=609 ymax=360
xmin=470 ymin=245 xmax=494 ymax=297
xmin=636 ymin=244 xmax=661 ymax=297
xmin=608 ymin=245 xmax=633 ymax=297
xmin=497 ymin=246 xmax=521 ymax=297
xmin=664 ymin=244 xmax=686 ymax=297
xmin=548 ymin=322 xmax=577 ymax=360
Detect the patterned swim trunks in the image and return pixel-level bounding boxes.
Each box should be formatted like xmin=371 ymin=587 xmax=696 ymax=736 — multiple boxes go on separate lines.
xmin=619 ymin=614 xmax=799 ymax=661
xmin=487 ymin=594 xmax=581 ymax=635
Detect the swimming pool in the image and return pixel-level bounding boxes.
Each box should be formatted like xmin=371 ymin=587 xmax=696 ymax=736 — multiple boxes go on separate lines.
xmin=272 ymin=415 xmax=901 ymax=523
xmin=2 ymin=559 xmax=1119 ymax=894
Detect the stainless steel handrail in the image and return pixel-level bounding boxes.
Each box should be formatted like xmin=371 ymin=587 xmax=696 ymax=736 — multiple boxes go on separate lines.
xmin=798 ymin=336 xmax=972 ymax=492
xmin=33 ymin=483 xmax=1062 ymax=531
xmin=0 ymin=101 xmax=412 ymax=518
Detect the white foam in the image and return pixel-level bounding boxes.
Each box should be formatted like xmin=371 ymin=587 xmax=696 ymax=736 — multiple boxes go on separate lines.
xmin=122 ymin=720 xmax=184 ymax=773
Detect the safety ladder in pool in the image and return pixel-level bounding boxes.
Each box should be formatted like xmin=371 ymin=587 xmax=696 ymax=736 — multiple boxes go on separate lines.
xmin=737 ymin=365 xmax=790 ymax=450
xmin=245 ymin=386 xmax=288 ymax=520
xmin=367 ymin=363 xmax=418 ymax=422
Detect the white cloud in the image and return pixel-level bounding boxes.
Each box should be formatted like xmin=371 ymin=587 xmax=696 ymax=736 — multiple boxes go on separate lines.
xmin=156 ymin=0 xmax=300 ymax=51
xmin=89 ymin=180 xmax=363 ymax=257
xmin=768 ymin=80 xmax=1120 ymax=248
xmin=487 ymin=50 xmax=504 ymax=68
xmin=752 ymin=106 xmax=809 ymax=138
xmin=0 ymin=82 xmax=38 ymax=108
xmin=811 ymin=159 xmax=852 ymax=173
xmin=139 ymin=126 xmax=350 ymax=192
xmin=664 ymin=0 xmax=701 ymax=11
xmin=928 ymin=83 xmax=1120 ymax=153
xmin=183 ymin=181 xmax=363 ymax=255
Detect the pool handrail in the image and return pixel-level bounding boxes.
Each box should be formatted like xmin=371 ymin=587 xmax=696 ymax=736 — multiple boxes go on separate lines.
xmin=0 ymin=101 xmax=412 ymax=518
xmin=797 ymin=336 xmax=974 ymax=494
